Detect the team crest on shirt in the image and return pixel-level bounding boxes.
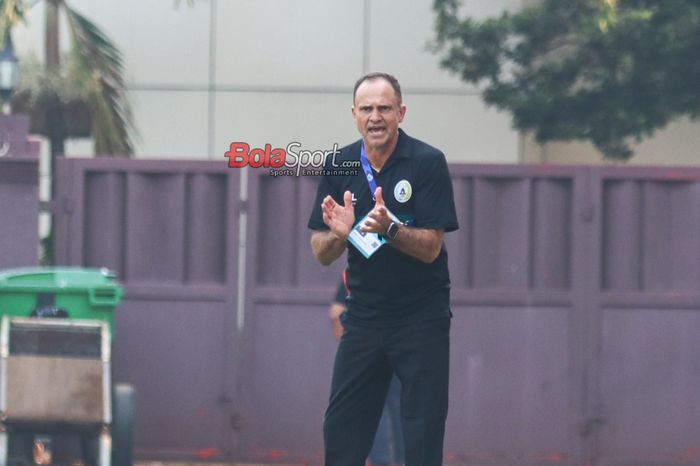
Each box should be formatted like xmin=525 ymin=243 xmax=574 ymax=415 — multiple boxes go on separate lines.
xmin=394 ymin=180 xmax=412 ymax=203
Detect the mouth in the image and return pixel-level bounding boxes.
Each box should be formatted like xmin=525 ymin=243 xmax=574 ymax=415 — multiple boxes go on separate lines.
xmin=367 ymin=127 xmax=386 ymax=136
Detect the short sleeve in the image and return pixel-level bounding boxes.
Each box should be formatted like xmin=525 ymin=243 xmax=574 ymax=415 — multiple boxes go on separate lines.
xmin=412 ymin=151 xmax=459 ymax=232
xmin=308 ymin=172 xmax=336 ymax=231
xmin=332 ymin=280 xmax=347 ymax=304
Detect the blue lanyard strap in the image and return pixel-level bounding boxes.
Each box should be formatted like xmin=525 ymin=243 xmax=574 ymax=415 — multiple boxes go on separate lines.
xmin=360 ymin=142 xmax=378 ymax=201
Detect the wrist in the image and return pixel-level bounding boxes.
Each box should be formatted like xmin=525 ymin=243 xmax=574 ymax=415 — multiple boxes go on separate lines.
xmin=330 ymin=230 xmax=348 ymax=242
xmin=386 ymin=221 xmax=400 ymax=241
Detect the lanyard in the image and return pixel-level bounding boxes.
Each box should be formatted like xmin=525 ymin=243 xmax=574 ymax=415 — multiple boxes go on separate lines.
xmin=360 ymin=142 xmax=378 ymax=201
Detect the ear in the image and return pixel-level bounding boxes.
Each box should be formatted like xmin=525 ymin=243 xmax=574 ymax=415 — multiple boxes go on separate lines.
xmin=398 ymin=104 xmax=407 ymax=123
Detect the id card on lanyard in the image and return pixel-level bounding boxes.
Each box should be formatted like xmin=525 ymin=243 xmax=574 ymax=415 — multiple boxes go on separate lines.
xmin=347 ymin=142 xmax=399 ymax=258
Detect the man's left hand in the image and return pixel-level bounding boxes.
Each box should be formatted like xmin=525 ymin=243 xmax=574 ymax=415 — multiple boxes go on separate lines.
xmin=360 ymin=187 xmax=391 ymax=235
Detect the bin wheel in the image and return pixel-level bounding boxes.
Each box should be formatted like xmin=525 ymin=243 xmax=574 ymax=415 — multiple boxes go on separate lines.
xmin=80 ymin=432 xmax=99 ymax=466
xmin=7 ymin=433 xmax=33 ymax=466
xmin=112 ymin=384 xmax=135 ymax=466
xmin=80 ymin=384 xmax=135 ymax=466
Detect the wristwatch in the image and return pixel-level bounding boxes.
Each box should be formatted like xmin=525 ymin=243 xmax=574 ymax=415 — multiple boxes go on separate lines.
xmin=386 ymin=221 xmax=400 ymax=240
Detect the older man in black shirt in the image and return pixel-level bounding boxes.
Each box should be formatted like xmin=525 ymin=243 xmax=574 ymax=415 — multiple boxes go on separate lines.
xmin=308 ymin=72 xmax=458 ymax=466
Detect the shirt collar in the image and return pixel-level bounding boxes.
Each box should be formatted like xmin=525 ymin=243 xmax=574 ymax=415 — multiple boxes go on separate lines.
xmin=393 ymin=128 xmax=410 ymax=159
xmin=380 ymin=128 xmax=409 ymax=173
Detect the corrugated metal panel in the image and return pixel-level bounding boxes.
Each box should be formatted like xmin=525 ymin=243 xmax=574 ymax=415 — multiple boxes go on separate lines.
xmin=596 ymin=168 xmax=700 ymax=466
xmin=0 ymin=116 xmax=41 ymax=269
xmin=0 ymin=158 xmax=39 ymax=269
xmin=236 ymin=169 xmax=342 ymax=465
xmin=54 ymin=159 xmax=240 ymax=461
xmin=444 ymin=165 xmax=581 ymax=465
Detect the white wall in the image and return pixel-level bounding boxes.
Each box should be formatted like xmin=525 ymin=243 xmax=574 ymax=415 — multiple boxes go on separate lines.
xmin=530 ymin=117 xmax=700 ymax=166
xmin=12 ymin=0 xmax=523 ymax=163
xmin=14 ymin=0 xmax=698 ymax=166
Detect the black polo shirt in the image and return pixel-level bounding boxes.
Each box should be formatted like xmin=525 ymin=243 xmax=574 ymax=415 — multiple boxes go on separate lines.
xmin=308 ymin=129 xmax=459 ymax=327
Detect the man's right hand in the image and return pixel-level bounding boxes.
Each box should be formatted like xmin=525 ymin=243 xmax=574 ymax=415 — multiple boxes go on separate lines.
xmin=311 ymin=191 xmax=355 ymax=265
xmin=321 ymin=190 xmax=355 ymax=241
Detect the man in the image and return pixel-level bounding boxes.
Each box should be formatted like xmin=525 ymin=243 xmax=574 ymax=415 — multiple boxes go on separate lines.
xmin=308 ymin=72 xmax=458 ymax=466
xmin=330 ymin=279 xmax=404 ymax=466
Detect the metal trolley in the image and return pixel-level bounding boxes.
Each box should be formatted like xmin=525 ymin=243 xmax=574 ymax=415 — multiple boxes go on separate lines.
xmin=0 ymin=317 xmax=132 ymax=466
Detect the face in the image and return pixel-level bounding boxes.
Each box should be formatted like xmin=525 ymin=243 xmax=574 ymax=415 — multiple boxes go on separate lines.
xmin=352 ymin=78 xmax=406 ymax=153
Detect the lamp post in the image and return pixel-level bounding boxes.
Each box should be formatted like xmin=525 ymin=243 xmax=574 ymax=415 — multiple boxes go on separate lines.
xmin=0 ymin=31 xmax=20 ymax=115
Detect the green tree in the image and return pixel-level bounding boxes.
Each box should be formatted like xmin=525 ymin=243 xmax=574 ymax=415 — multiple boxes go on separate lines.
xmin=1 ymin=0 xmax=134 ymax=158
xmin=432 ymin=0 xmax=700 ymax=160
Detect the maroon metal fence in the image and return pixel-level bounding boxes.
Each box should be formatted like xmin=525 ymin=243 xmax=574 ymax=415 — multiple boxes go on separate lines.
xmin=0 ymin=115 xmax=40 ymax=269
xmin=53 ymin=159 xmax=241 ymax=460
xmin=51 ymin=158 xmax=700 ymax=466
xmin=0 ymin=158 xmax=38 ymax=269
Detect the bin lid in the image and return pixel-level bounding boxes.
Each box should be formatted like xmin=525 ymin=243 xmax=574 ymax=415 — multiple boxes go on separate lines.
xmin=0 ymin=267 xmax=122 ymax=294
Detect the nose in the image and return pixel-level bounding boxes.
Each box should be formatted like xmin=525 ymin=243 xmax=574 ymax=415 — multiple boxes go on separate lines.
xmin=369 ymin=108 xmax=382 ymax=121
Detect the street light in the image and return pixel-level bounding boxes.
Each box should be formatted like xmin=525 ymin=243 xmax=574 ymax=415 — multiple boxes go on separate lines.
xmin=0 ymin=31 xmax=20 ymax=115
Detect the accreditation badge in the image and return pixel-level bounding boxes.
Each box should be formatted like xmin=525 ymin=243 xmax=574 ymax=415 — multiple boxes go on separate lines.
xmin=348 ymin=213 xmax=386 ymax=258
xmin=347 ymin=209 xmax=402 ymax=259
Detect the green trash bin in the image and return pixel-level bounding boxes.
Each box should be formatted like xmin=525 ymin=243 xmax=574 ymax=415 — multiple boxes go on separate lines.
xmin=0 ymin=267 xmax=133 ymax=466
xmin=0 ymin=267 xmax=123 ymax=335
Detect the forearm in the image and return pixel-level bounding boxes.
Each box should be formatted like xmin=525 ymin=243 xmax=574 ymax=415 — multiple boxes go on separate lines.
xmin=311 ymin=230 xmax=347 ymax=265
xmin=329 ymin=303 xmax=345 ymax=341
xmin=388 ymin=226 xmax=443 ymax=263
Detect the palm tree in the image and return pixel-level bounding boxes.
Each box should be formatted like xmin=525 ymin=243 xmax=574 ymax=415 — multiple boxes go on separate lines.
xmin=1 ymin=0 xmax=134 ymax=158
xmin=1 ymin=0 xmax=134 ymax=265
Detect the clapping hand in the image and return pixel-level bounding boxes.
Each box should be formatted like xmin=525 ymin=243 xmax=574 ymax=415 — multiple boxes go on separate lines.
xmin=360 ymin=187 xmax=391 ymax=235
xmin=322 ymin=190 xmax=355 ymax=241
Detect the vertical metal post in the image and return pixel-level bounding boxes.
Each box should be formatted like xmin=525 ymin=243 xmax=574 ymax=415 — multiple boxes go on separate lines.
xmin=102 ymin=322 xmax=112 ymax=425
xmin=0 ymin=426 xmax=7 ymax=466
xmin=99 ymin=426 xmax=111 ymax=466
xmin=101 ymin=322 xmax=112 ymax=466
xmin=0 ymin=317 xmax=9 ymax=466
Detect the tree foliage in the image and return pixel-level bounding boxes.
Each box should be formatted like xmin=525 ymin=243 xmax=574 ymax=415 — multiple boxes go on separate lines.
xmin=65 ymin=5 xmax=133 ymax=154
xmin=1 ymin=0 xmax=134 ymax=156
xmin=432 ymin=0 xmax=700 ymax=160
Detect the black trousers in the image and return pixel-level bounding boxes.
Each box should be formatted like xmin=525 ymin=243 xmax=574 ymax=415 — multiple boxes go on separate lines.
xmin=324 ymin=317 xmax=450 ymax=466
